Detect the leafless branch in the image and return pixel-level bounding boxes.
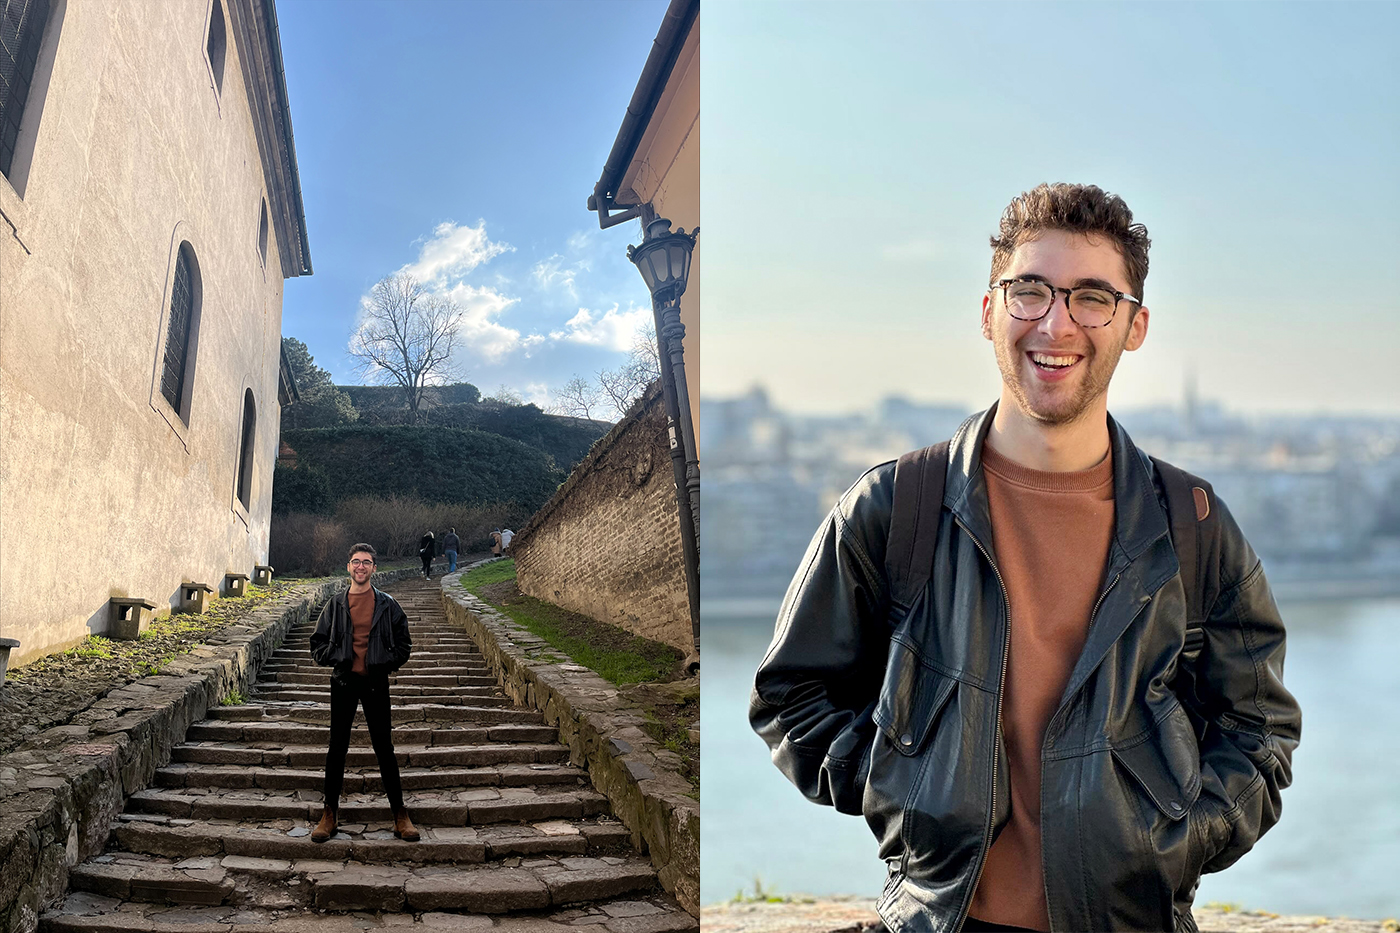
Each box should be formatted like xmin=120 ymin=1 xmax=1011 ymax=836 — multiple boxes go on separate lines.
xmin=347 ymin=273 xmax=464 ymax=421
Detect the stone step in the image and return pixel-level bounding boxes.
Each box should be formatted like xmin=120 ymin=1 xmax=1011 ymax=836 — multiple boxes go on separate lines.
xmin=171 ymin=739 xmax=567 ymax=768
xmin=42 ymin=892 xmax=698 ymax=932
xmin=250 ymin=688 xmax=508 ymax=706
xmin=268 ymin=652 xmax=487 ymax=667
xmin=262 ymin=670 xmax=498 ymax=686
xmin=174 ymin=725 xmax=557 ymax=760
xmin=126 ymin=787 xmax=610 ymax=825
xmin=273 ymin=640 xmax=482 ymax=651
xmin=154 ymin=750 xmax=572 ymax=789
xmin=107 ymin=820 xmax=632 ymax=867
xmin=187 ymin=708 xmax=543 ymax=741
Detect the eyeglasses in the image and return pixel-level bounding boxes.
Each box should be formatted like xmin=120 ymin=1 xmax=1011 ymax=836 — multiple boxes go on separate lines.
xmin=349 ymin=560 xmax=375 ymax=568
xmin=993 ymin=278 xmax=1139 ymax=329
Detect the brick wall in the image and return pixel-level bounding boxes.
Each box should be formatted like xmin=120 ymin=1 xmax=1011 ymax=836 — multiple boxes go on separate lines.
xmin=511 ymin=383 xmax=691 ymax=652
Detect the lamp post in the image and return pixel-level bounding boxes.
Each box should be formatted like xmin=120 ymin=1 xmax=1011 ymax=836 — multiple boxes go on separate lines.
xmin=628 ymin=217 xmax=700 ymax=658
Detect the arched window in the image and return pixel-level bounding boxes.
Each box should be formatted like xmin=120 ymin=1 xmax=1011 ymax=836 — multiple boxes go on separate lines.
xmin=160 ymin=245 xmax=199 ymax=419
xmin=0 ymin=0 xmax=52 ymax=179
xmin=206 ymin=0 xmax=226 ymax=96
xmin=236 ymin=389 xmax=256 ymax=509
xmin=258 ymin=199 xmax=269 ymax=267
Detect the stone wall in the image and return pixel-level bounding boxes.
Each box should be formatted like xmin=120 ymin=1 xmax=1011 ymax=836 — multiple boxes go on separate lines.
xmin=511 ymin=383 xmax=691 ymax=653
xmin=441 ymin=575 xmax=699 ymax=916
xmin=0 ymin=570 xmax=418 ymax=933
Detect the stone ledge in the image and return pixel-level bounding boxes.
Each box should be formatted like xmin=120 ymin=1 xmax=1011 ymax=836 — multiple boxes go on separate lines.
xmin=440 ymin=564 xmax=698 ymax=917
xmin=699 ymin=899 xmax=1398 ymax=933
xmin=0 ymin=566 xmax=422 ymax=933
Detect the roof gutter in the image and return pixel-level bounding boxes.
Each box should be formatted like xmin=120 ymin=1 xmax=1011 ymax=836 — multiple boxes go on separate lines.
xmin=586 ymin=0 xmax=698 ymax=229
xmin=262 ymin=0 xmax=312 ymax=275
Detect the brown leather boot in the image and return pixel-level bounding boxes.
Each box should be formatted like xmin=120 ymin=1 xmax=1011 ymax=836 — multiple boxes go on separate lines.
xmin=311 ymin=808 xmax=337 ymax=843
xmin=392 ymin=808 xmax=420 ymax=842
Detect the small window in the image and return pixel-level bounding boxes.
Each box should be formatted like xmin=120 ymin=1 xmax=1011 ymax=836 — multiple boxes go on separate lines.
xmin=0 ymin=0 xmax=52 ymax=179
xmin=206 ymin=0 xmax=226 ymax=96
xmin=236 ymin=389 xmax=256 ymax=509
xmin=160 ymin=245 xmax=200 ymax=419
xmin=258 ymin=199 xmax=268 ymax=267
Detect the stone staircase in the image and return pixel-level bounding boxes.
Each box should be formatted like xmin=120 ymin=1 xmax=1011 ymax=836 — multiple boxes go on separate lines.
xmin=41 ymin=576 xmax=696 ymax=932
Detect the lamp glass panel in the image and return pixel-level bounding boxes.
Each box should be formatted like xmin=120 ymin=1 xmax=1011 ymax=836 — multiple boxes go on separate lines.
xmin=634 ymin=247 xmax=659 ymax=292
xmin=668 ymin=241 xmax=690 ymax=287
xmin=646 ymin=250 xmax=668 ymax=289
xmin=651 ymin=248 xmax=674 ymax=286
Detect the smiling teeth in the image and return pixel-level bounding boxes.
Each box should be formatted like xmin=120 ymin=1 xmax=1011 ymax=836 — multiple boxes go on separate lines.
xmin=1031 ymin=353 xmax=1078 ymax=367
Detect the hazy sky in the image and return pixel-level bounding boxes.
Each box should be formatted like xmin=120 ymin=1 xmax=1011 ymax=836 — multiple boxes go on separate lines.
xmin=702 ymin=1 xmax=1400 ymax=416
xmin=277 ymin=0 xmax=668 ymax=406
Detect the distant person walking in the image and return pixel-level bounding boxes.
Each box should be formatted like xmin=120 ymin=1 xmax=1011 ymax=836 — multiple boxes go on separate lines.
xmin=443 ymin=528 xmax=460 ymax=573
xmin=491 ymin=529 xmax=502 ymax=557
xmin=418 ymin=531 xmax=434 ymax=578
xmin=309 ymin=543 xmax=418 ymax=843
xmin=500 ymin=528 xmax=514 ymax=554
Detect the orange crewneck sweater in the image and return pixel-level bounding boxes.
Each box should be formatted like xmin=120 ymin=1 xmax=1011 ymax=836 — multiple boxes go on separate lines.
xmin=968 ymin=442 xmax=1115 ymax=932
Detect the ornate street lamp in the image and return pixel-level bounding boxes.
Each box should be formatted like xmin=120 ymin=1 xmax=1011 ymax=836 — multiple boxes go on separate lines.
xmin=627 ymin=218 xmax=697 ymax=306
xmin=628 ymin=217 xmax=701 ymax=658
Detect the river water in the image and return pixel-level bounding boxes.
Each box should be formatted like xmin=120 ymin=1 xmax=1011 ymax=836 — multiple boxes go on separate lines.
xmin=700 ymin=595 xmax=1400 ymax=917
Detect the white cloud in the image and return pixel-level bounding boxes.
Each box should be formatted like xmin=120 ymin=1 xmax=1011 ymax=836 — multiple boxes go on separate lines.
xmin=401 ymin=220 xmax=512 ymax=286
xmin=439 ymin=282 xmax=523 ymax=363
xmin=551 ymin=304 xmax=652 ymax=351
xmin=523 ymin=382 xmax=551 ymax=407
xmin=531 ymin=254 xmax=589 ymax=300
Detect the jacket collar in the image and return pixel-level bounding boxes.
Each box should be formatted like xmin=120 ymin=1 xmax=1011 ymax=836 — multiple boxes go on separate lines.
xmin=944 ymin=402 xmax=1170 ymax=562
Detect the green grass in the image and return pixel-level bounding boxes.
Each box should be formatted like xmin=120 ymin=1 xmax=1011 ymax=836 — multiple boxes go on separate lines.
xmin=730 ymin=877 xmax=806 ymax=905
xmin=462 ymin=559 xmax=518 ymax=588
xmin=220 ymin=691 xmax=246 ymax=706
xmin=72 ymin=636 xmax=114 ymax=659
xmin=462 ymin=559 xmax=679 ymax=686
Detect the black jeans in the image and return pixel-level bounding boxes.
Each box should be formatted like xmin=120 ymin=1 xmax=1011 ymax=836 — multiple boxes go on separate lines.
xmin=323 ymin=668 xmax=404 ymax=813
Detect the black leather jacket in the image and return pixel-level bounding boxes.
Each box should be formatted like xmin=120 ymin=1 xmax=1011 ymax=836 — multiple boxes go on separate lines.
xmin=750 ymin=408 xmax=1301 ymax=933
xmin=309 ymin=586 xmax=412 ymax=674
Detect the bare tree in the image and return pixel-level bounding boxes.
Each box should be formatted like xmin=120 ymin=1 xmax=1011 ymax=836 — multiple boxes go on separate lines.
xmin=486 ymin=384 xmax=524 ymax=406
xmin=348 ymin=273 xmax=463 ymax=422
xmin=597 ymin=321 xmax=661 ymax=419
xmin=548 ymin=375 xmax=604 ymax=420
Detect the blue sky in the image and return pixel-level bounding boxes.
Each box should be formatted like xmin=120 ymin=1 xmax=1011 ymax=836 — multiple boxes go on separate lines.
xmin=277 ymin=0 xmax=669 ymax=406
xmin=702 ymin=1 xmax=1400 ymax=415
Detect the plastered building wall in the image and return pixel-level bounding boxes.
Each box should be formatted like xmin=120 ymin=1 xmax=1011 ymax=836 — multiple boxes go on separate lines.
xmin=0 ymin=0 xmax=296 ymax=665
xmin=617 ymin=15 xmax=699 ymax=434
xmin=511 ymin=386 xmax=691 ymax=653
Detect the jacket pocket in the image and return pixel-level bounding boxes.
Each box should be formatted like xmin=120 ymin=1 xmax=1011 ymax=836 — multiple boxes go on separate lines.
xmin=872 ymin=637 xmax=957 ymax=757
xmin=1111 ymin=700 xmax=1202 ymax=822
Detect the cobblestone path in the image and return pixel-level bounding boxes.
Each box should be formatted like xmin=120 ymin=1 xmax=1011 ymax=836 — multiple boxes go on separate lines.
xmin=40 ymin=576 xmax=696 ymax=932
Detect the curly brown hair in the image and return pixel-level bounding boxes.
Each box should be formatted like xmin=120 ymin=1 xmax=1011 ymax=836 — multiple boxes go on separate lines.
xmin=347 ymin=542 xmax=377 ymax=562
xmin=989 ymin=183 xmax=1151 ymax=303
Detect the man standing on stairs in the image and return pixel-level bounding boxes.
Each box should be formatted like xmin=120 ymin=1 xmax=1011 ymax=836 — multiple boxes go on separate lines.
xmin=309 ymin=542 xmax=421 ymax=843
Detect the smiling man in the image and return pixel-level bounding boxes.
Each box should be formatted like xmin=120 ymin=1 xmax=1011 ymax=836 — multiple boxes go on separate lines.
xmin=751 ymin=184 xmax=1301 ymax=933
xmin=309 ymin=543 xmax=418 ymax=844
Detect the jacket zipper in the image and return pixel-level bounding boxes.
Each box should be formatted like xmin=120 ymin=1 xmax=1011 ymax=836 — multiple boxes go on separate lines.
xmin=1035 ymin=568 xmax=1121 ymax=931
xmin=952 ymin=519 xmax=1011 ymax=933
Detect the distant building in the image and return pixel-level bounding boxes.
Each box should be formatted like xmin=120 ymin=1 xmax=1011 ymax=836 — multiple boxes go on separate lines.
xmin=0 ymin=0 xmax=309 ymax=664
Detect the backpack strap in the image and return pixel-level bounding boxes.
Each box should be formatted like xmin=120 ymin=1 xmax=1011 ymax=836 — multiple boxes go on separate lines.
xmin=887 ymin=441 xmax=950 ymax=610
xmin=1151 ymin=456 xmax=1223 ymax=719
